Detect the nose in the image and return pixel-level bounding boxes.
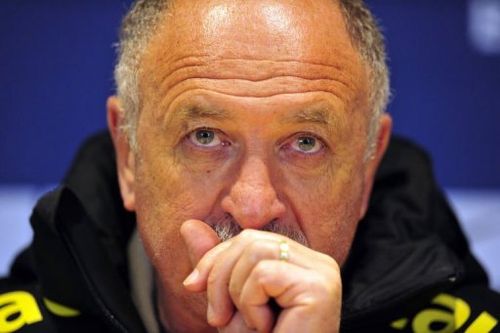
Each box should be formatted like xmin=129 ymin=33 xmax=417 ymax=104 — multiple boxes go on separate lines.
xmin=221 ymin=156 xmax=286 ymax=230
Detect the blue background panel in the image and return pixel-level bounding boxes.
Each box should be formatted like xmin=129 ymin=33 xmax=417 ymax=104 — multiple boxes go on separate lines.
xmin=0 ymin=1 xmax=127 ymax=183
xmin=372 ymin=1 xmax=500 ymax=188
xmin=0 ymin=1 xmax=499 ymax=187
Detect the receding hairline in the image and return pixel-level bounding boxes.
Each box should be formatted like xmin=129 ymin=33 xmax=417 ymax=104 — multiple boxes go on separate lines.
xmin=136 ymin=0 xmax=372 ymax=107
xmin=137 ymin=0 xmax=365 ymax=70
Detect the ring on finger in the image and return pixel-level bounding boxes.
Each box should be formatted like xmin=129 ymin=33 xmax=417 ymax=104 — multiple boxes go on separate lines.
xmin=278 ymin=240 xmax=290 ymax=261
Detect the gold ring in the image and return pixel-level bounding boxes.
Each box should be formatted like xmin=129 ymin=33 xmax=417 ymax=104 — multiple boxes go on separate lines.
xmin=279 ymin=240 xmax=290 ymax=261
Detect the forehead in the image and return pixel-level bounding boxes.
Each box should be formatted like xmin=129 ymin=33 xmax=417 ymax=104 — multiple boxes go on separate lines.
xmin=152 ymin=0 xmax=355 ymax=60
xmin=139 ymin=0 xmax=368 ymax=114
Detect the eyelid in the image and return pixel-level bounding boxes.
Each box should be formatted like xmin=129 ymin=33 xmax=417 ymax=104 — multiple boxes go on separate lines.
xmin=293 ymin=132 xmax=327 ymax=146
xmin=283 ymin=132 xmax=328 ymax=155
xmin=185 ymin=127 xmax=228 ymax=148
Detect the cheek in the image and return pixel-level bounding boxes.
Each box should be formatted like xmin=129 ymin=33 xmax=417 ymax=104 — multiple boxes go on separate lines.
xmin=132 ymin=155 xmax=188 ymax=265
xmin=134 ymin=166 xmax=186 ymax=261
xmin=132 ymin=165 xmax=207 ymax=300
xmin=286 ymin=162 xmax=365 ymax=263
xmin=133 ymin=146 xmax=228 ymax=264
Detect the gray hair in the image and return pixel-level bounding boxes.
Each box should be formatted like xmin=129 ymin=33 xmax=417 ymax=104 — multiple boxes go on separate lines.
xmin=114 ymin=0 xmax=390 ymax=156
xmin=209 ymin=213 xmax=309 ymax=246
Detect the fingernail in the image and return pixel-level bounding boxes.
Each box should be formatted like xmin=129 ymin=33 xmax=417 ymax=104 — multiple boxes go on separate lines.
xmin=207 ymin=302 xmax=215 ymax=324
xmin=183 ymin=269 xmax=199 ymax=286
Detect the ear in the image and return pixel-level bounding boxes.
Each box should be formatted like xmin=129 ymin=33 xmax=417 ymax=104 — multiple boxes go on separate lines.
xmin=358 ymin=113 xmax=392 ymax=219
xmin=107 ymin=96 xmax=136 ymax=212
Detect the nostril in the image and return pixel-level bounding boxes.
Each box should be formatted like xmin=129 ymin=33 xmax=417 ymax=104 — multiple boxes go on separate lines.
xmin=262 ymin=218 xmax=280 ymax=233
xmin=268 ymin=218 xmax=279 ymax=225
xmin=206 ymin=212 xmax=234 ymax=227
xmin=208 ymin=213 xmax=242 ymax=242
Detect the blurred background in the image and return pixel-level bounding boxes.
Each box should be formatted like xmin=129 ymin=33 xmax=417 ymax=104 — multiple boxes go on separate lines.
xmin=0 ymin=1 xmax=499 ymax=289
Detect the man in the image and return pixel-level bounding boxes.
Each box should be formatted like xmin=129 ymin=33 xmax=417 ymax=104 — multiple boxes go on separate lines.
xmin=0 ymin=0 xmax=499 ymax=332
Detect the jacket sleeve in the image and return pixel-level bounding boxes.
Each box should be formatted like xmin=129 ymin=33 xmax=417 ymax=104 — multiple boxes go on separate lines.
xmin=375 ymin=138 xmax=500 ymax=332
xmin=0 ymin=247 xmax=59 ymax=332
xmin=386 ymin=285 xmax=500 ymax=332
xmin=0 ymin=191 xmax=119 ymax=333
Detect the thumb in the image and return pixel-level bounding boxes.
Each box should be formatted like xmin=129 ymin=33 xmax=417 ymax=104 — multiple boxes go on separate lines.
xmin=180 ymin=219 xmax=220 ymax=267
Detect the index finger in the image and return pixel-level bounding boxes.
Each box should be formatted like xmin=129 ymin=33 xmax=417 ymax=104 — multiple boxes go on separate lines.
xmin=181 ymin=219 xmax=221 ymax=266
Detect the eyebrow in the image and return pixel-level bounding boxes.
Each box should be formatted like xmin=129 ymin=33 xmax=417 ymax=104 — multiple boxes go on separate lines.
xmin=176 ymin=105 xmax=231 ymax=121
xmin=284 ymin=107 xmax=336 ymax=127
xmin=171 ymin=104 xmax=339 ymax=132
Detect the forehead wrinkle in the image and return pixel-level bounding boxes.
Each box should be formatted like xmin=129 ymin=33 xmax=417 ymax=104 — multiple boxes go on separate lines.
xmin=148 ymin=57 xmax=356 ymax=102
xmin=162 ymin=65 xmax=349 ymax=86
xmin=165 ymin=56 xmax=344 ymax=80
xmin=152 ymin=73 xmax=354 ymax=112
xmin=164 ymin=77 xmax=350 ymax=99
xmin=159 ymin=94 xmax=344 ymax=137
xmin=159 ymin=58 xmax=348 ymax=87
xmin=160 ymin=86 xmax=346 ymax=117
xmin=159 ymin=75 xmax=351 ymax=104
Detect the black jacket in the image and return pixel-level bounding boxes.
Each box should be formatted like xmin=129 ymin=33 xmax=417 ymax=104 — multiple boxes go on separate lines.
xmin=0 ymin=132 xmax=499 ymax=332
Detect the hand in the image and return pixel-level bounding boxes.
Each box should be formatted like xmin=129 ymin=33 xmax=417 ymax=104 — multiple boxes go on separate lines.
xmin=181 ymin=219 xmax=342 ymax=333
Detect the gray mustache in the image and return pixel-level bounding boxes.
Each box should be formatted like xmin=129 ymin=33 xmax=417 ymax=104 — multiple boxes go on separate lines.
xmin=206 ymin=213 xmax=309 ymax=247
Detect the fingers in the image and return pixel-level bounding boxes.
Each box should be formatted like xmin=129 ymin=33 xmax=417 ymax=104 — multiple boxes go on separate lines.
xmin=180 ymin=219 xmax=221 ymax=266
xmin=239 ymin=260 xmax=341 ymax=333
xmin=181 ymin=219 xmax=227 ymax=292
xmin=218 ymin=311 xmax=258 ymax=333
xmin=203 ymin=231 xmax=303 ymax=327
xmin=182 ymin=227 xmax=341 ymax=332
xmin=182 ymin=230 xmax=283 ymax=327
xmin=237 ymin=260 xmax=294 ymax=332
xmin=228 ymin=235 xmax=336 ymax=311
xmin=227 ymin=239 xmax=278 ymax=311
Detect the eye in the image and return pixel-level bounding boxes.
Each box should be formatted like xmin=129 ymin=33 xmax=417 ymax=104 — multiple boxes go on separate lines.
xmin=188 ymin=128 xmax=223 ymax=147
xmin=291 ymin=135 xmax=323 ymax=154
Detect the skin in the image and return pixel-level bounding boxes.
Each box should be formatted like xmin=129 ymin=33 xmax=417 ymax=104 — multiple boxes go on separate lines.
xmin=107 ymin=0 xmax=392 ymax=332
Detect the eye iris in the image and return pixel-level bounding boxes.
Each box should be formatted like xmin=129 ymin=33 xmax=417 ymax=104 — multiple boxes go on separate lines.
xmin=297 ymin=136 xmax=316 ymax=151
xmin=196 ymin=130 xmax=214 ymax=145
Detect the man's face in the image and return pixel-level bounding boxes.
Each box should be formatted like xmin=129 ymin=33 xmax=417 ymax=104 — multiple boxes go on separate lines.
xmin=111 ymin=0 xmax=390 ymax=322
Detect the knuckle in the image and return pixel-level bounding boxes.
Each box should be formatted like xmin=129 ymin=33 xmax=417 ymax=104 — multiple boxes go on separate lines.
xmin=244 ymin=240 xmax=276 ymax=266
xmin=207 ymin=270 xmax=219 ymax=288
xmin=239 ymin=229 xmax=257 ymax=241
xmin=308 ymin=273 xmax=340 ymax=300
xmin=196 ymin=257 xmax=210 ymax=274
xmin=254 ymin=260 xmax=273 ymax=281
xmin=296 ymin=271 xmax=330 ymax=294
xmin=246 ymin=239 xmax=263 ymax=253
xmin=320 ymin=253 xmax=340 ymax=273
xmin=228 ymin=280 xmax=241 ymax=305
xmin=306 ymin=274 xmax=323 ymax=290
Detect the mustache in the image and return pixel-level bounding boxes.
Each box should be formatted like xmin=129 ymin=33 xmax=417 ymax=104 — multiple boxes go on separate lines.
xmin=206 ymin=213 xmax=309 ymax=247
